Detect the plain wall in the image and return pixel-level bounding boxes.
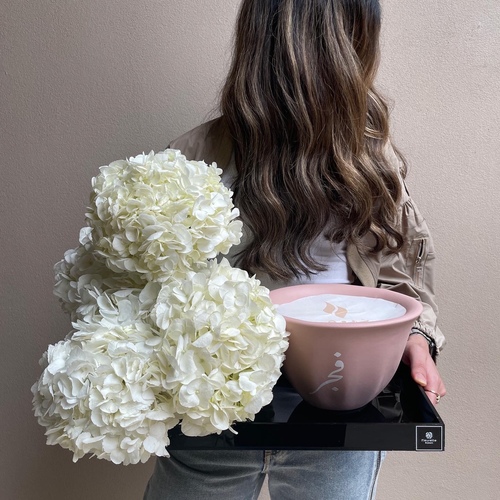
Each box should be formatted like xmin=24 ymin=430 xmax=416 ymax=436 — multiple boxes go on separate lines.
xmin=1 ymin=1 xmax=499 ymax=499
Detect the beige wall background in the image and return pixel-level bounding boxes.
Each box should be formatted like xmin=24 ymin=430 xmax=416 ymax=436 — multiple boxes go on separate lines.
xmin=1 ymin=1 xmax=499 ymax=499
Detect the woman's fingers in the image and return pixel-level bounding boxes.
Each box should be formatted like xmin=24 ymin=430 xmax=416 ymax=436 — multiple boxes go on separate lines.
xmin=403 ymin=335 xmax=446 ymax=406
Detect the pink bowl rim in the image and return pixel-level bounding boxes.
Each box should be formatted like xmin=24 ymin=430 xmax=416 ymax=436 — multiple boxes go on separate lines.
xmin=269 ymin=283 xmax=423 ymax=330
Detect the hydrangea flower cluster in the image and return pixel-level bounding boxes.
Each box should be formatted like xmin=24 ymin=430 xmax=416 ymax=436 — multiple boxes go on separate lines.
xmin=31 ymin=324 xmax=178 ymax=465
xmin=32 ymin=150 xmax=288 ymax=465
xmin=86 ymin=150 xmax=242 ymax=281
xmin=53 ymin=226 xmax=147 ymax=324
xmin=153 ymin=259 xmax=288 ymax=437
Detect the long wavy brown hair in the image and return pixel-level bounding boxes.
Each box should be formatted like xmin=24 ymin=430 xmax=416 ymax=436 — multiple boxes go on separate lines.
xmin=220 ymin=0 xmax=406 ymax=281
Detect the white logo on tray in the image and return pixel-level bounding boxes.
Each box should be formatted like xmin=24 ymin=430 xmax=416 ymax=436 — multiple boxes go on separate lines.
xmin=426 ymin=432 xmax=433 ymax=439
xmin=309 ymin=352 xmax=344 ymax=394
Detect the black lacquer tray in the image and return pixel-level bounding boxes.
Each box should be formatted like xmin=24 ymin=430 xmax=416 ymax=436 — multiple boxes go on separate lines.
xmin=168 ymin=365 xmax=445 ymax=452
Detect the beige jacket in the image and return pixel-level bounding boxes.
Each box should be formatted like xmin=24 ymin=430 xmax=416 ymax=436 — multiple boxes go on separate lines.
xmin=169 ymin=118 xmax=445 ymax=354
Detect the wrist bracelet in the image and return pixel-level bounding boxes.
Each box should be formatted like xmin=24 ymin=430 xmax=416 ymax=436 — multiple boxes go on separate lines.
xmin=409 ymin=328 xmax=437 ymax=359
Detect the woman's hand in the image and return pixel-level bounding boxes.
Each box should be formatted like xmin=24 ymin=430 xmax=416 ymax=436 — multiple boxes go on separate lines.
xmin=402 ymin=334 xmax=446 ymax=405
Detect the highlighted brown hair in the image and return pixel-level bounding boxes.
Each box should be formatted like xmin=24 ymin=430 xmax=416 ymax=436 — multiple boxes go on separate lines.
xmin=220 ymin=0 xmax=406 ymax=281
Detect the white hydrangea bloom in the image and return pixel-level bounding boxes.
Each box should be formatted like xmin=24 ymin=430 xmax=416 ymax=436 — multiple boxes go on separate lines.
xmin=31 ymin=323 xmax=179 ymax=465
xmin=86 ymin=150 xmax=242 ymax=281
xmin=54 ymin=227 xmax=147 ymax=323
xmin=153 ymin=258 xmax=289 ymax=437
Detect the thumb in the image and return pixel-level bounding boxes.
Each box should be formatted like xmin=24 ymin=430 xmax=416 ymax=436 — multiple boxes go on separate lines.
xmin=412 ymin=368 xmax=427 ymax=387
xmin=409 ymin=350 xmax=428 ymax=387
xmin=405 ymin=337 xmax=430 ymax=387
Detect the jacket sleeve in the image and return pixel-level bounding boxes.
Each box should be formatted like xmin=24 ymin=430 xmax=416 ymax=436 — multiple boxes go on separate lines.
xmin=377 ymin=182 xmax=445 ymax=355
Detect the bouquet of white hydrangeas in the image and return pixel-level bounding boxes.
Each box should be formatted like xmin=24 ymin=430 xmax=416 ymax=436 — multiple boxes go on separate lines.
xmin=32 ymin=150 xmax=288 ymax=465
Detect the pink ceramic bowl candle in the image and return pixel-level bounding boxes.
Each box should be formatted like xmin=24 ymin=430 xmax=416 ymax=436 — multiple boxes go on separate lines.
xmin=270 ymin=284 xmax=423 ymax=411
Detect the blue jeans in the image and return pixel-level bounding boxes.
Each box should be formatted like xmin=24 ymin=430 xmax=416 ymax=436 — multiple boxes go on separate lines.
xmin=143 ymin=450 xmax=386 ymax=500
